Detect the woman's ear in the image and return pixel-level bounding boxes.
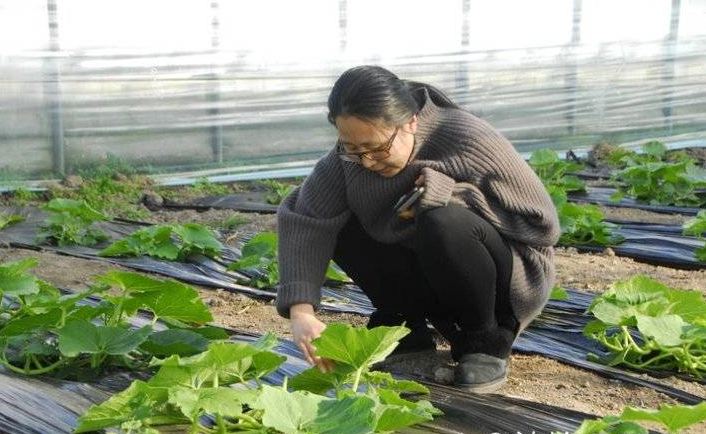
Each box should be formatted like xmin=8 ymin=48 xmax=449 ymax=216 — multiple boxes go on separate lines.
xmin=406 ymin=114 xmax=418 ymax=134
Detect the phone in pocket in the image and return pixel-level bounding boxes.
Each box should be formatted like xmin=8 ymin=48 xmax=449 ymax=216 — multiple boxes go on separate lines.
xmin=393 ymin=186 xmax=425 ymax=214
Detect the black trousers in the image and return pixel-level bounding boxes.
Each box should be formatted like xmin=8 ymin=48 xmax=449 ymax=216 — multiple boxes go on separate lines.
xmin=333 ymin=204 xmax=518 ymax=359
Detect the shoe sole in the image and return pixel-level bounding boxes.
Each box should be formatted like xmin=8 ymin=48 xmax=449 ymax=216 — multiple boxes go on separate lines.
xmin=455 ymin=373 xmax=508 ymax=394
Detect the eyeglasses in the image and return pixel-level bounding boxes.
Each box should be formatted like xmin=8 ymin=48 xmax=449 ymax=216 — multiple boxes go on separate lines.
xmin=336 ymin=127 xmax=399 ymax=163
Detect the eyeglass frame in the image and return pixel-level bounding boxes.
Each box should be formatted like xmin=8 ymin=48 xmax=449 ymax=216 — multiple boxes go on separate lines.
xmin=335 ymin=127 xmax=399 ymax=163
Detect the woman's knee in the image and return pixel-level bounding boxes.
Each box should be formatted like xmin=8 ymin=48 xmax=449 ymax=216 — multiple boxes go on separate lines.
xmin=417 ymin=204 xmax=487 ymax=243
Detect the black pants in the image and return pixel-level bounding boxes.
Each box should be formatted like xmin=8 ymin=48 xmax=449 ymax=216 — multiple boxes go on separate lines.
xmin=333 ymin=205 xmax=518 ymax=359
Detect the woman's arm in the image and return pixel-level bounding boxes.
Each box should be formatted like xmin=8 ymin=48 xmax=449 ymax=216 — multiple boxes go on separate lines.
xmin=276 ymin=151 xmax=351 ymax=318
xmin=415 ymin=129 xmax=560 ymax=247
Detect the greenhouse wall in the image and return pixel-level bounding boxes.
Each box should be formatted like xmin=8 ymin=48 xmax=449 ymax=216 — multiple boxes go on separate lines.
xmin=1 ymin=0 xmax=705 ymax=180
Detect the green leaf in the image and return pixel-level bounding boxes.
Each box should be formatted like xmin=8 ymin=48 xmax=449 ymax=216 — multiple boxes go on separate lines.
xmin=95 ymin=271 xmax=169 ymax=293
xmin=364 ymin=371 xmax=430 ymax=394
xmin=326 ymin=261 xmax=351 ymax=282
xmin=161 ymin=317 xmax=229 ymax=340
xmin=57 ymin=321 xmax=152 ymax=357
xmin=642 ymin=140 xmax=667 ymax=157
xmin=529 ymin=149 xmax=560 ymax=167
xmin=74 ymin=380 xmax=177 ymax=433
xmin=635 ymin=314 xmax=688 ymax=347
xmin=0 ymin=214 xmax=24 ymax=231
xmin=290 ymin=364 xmax=355 ymax=394
xmin=312 ymin=324 xmax=410 ymax=369
xmin=0 ymin=258 xmax=40 ymax=297
xmin=168 ymin=386 xmax=252 ymax=420
xmin=0 ymin=309 xmax=62 ymax=338
xmin=153 ymin=342 xmax=284 ymax=387
xmin=620 ymin=402 xmax=706 ymax=433
xmin=374 ymin=389 xmax=437 ymax=431
xmin=254 ymin=385 xmax=376 ymax=434
xmin=129 ymin=281 xmax=213 ymax=325
xmin=173 ymin=223 xmax=223 ymax=258
xmin=42 ymin=198 xmax=106 ymax=222
xmin=550 ymin=286 xmax=568 ymax=301
xmin=140 ymin=329 xmax=209 ymax=356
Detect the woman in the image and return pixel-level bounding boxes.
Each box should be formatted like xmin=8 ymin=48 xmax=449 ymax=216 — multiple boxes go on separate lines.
xmin=276 ymin=65 xmax=560 ymax=393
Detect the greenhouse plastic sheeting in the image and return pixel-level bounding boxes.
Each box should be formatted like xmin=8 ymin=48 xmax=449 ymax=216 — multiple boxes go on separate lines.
xmin=0 ymin=206 xmax=371 ymax=315
xmin=1 ymin=1 xmax=706 ymax=180
xmin=568 ymin=186 xmax=703 ymax=215
xmin=0 ymin=297 xmax=595 ymax=434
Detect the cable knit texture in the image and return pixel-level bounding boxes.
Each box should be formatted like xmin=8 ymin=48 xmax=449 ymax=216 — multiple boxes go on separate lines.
xmin=277 ymin=90 xmax=561 ymax=331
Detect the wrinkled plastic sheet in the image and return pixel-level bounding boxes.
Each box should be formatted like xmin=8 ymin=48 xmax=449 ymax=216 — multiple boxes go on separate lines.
xmin=0 ymin=296 xmax=594 ymax=434
xmin=163 ymin=192 xmax=279 ymax=213
xmin=571 ymin=224 xmax=705 ymax=269
xmin=568 ymin=186 xmax=703 ymax=215
xmin=0 ymin=206 xmax=370 ymax=315
xmin=519 ymin=289 xmax=706 ymax=404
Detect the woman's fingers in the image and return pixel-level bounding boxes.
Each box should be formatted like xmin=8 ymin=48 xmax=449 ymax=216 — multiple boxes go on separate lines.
xmin=298 ymin=340 xmax=315 ymax=366
xmin=415 ymin=174 xmax=425 ymax=185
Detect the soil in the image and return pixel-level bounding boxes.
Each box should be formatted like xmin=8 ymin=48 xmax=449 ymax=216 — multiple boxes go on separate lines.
xmin=2 ymin=175 xmax=706 ymax=432
xmin=598 ymin=205 xmax=690 ymax=226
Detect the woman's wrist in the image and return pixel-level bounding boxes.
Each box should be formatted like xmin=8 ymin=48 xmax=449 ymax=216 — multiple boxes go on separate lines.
xmin=290 ymin=303 xmax=315 ymax=318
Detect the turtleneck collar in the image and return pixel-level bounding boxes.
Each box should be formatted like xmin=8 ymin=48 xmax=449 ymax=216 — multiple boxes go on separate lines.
xmin=408 ymin=87 xmax=444 ymax=162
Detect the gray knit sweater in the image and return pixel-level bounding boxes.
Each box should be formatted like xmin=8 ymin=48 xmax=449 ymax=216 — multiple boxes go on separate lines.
xmin=276 ymin=91 xmax=561 ymax=331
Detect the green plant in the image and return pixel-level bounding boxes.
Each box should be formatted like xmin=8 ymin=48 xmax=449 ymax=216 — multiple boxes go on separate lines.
xmin=0 ymin=260 xmax=225 ymax=378
xmin=221 ymin=214 xmax=251 ymax=230
xmin=557 ymin=202 xmax=624 ymax=247
xmin=75 ymin=324 xmax=441 ymax=434
xmin=257 ymin=179 xmax=294 ymax=205
xmin=53 ymin=170 xmax=150 ymax=220
xmin=100 ymin=223 xmax=223 ymax=261
xmin=528 ymin=149 xmax=585 ymax=193
xmin=610 ymin=141 xmax=706 ymax=207
xmin=0 ymin=214 xmax=24 ymax=231
xmin=37 ymin=198 xmax=109 ymax=247
xmin=191 ymin=177 xmax=230 ymax=196
xmin=11 ymin=186 xmax=38 ymax=205
xmin=683 ymin=210 xmax=706 ymax=262
xmin=550 ymin=286 xmax=568 ymax=301
xmin=556 ymin=402 xmax=706 ymax=434
xmin=228 ymin=232 xmax=349 ymax=289
xmin=584 ymin=275 xmax=706 ymax=377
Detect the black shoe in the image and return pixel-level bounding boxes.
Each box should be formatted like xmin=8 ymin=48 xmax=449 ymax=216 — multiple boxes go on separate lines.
xmin=454 ymin=353 xmax=508 ymax=393
xmin=449 ymin=326 xmax=515 ymax=361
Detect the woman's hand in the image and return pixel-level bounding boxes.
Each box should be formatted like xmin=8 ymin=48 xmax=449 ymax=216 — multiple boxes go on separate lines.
xmin=397 ymin=175 xmax=425 ymax=220
xmin=290 ymin=303 xmax=335 ymax=373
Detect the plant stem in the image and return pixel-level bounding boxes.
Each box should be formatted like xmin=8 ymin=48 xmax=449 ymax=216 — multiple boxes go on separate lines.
xmin=0 ymin=357 xmax=65 ymax=375
xmin=352 ymin=367 xmax=363 ymax=393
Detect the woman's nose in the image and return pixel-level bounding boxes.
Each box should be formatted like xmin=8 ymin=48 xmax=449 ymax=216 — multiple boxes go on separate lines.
xmin=361 ymin=157 xmax=377 ymax=170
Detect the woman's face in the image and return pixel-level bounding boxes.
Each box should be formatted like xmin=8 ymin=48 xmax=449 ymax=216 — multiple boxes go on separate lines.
xmin=334 ymin=115 xmax=418 ymax=178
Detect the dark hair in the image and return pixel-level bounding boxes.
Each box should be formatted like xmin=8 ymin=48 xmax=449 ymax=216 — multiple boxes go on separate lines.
xmin=327 ymin=65 xmax=459 ymax=126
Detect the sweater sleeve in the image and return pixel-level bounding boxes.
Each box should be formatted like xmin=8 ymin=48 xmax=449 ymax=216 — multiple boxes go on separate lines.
xmin=451 ymin=132 xmax=560 ymax=247
xmin=276 ymin=151 xmax=351 ymax=318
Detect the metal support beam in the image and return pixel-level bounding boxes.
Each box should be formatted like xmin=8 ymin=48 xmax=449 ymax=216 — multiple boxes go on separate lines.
xmin=209 ymin=0 xmax=223 ymax=164
xmin=662 ymin=0 xmax=680 ymax=135
xmin=565 ymin=0 xmax=582 ymax=136
xmin=455 ymin=0 xmax=471 ymax=106
xmin=45 ymin=0 xmax=65 ymax=176
xmin=339 ymin=0 xmax=348 ymax=53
